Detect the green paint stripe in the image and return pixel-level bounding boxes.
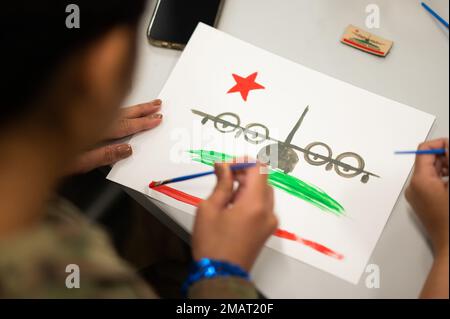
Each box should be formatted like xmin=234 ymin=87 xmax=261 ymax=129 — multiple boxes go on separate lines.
xmin=187 ymin=150 xmax=345 ymax=216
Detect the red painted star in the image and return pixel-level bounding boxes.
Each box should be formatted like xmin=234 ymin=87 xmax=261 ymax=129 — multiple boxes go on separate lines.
xmin=227 ymin=72 xmax=265 ymax=101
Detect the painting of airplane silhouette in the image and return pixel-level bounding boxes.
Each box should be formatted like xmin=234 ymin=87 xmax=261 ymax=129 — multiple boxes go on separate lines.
xmin=192 ymin=107 xmax=380 ymax=184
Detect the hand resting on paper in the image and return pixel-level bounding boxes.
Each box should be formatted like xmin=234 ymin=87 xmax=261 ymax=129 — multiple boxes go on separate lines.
xmin=405 ymin=138 xmax=449 ymax=299
xmin=68 ymin=99 xmax=163 ymax=174
xmin=192 ymin=161 xmax=278 ymax=272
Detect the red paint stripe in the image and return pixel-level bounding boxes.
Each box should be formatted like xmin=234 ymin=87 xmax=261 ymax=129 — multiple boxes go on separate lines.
xmin=149 ymin=182 xmax=344 ymax=260
xmin=273 ymin=229 xmax=298 ymax=241
xmin=342 ymin=38 xmax=385 ymax=55
xmin=149 ymin=182 xmax=203 ymax=206
xmin=273 ymin=229 xmax=344 ymax=260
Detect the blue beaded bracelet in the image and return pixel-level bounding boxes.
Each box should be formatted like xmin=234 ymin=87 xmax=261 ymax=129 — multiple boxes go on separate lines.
xmin=182 ymin=258 xmax=250 ymax=296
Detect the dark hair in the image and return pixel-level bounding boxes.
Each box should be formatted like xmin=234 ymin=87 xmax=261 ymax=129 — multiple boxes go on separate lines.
xmin=1 ymin=0 xmax=147 ymax=124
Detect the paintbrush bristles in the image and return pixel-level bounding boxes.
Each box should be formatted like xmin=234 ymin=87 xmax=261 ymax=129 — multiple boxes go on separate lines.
xmin=149 ymin=181 xmax=167 ymax=188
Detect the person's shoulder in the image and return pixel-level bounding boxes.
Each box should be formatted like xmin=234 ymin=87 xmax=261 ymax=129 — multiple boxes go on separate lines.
xmin=0 ymin=197 xmax=155 ymax=298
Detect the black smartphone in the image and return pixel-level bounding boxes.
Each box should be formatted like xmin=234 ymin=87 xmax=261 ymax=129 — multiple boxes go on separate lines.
xmin=147 ymin=0 xmax=224 ymax=50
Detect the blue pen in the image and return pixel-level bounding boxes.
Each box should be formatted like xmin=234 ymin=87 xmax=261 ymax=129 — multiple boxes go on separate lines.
xmin=395 ymin=148 xmax=447 ymax=155
xmin=150 ymin=162 xmax=257 ymax=187
xmin=421 ymin=2 xmax=449 ymax=29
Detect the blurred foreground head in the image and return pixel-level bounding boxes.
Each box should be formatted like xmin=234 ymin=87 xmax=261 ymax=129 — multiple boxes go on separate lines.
xmin=1 ymin=0 xmax=147 ymax=149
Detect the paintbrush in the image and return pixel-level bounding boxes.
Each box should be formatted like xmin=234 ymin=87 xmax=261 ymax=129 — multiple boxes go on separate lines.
xmin=421 ymin=2 xmax=449 ymax=29
xmin=394 ymin=148 xmax=447 ymax=155
xmin=149 ymin=162 xmax=257 ymax=188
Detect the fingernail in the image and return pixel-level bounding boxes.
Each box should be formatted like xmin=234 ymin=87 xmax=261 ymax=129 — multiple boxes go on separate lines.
xmin=150 ymin=113 xmax=163 ymax=120
xmin=153 ymin=99 xmax=162 ymax=105
xmin=116 ymin=144 xmax=132 ymax=158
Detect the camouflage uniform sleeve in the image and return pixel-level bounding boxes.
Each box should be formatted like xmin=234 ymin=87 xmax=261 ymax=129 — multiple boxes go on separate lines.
xmin=0 ymin=197 xmax=260 ymax=299
xmin=0 ymin=197 xmax=156 ymax=298
xmin=188 ymin=277 xmax=259 ymax=299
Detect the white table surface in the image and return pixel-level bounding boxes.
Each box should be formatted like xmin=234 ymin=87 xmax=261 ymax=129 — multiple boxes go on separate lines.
xmin=120 ymin=0 xmax=449 ymax=298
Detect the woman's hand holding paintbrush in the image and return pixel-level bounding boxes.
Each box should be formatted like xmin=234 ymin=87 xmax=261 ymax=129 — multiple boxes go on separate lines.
xmin=191 ymin=161 xmax=278 ymax=272
xmin=150 ymin=158 xmax=277 ymax=272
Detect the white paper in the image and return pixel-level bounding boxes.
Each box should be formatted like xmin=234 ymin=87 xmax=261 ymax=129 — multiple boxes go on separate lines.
xmin=107 ymin=24 xmax=435 ymax=284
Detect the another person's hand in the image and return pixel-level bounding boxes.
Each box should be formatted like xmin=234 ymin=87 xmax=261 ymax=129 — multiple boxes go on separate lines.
xmin=406 ymin=138 xmax=449 ymax=299
xmin=192 ymin=162 xmax=278 ymax=272
xmin=405 ymin=138 xmax=449 ymax=253
xmin=69 ymin=100 xmax=163 ymax=174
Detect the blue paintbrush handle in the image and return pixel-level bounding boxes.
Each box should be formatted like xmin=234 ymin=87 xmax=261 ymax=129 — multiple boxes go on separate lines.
xmin=167 ymin=162 xmax=257 ymax=184
xmin=421 ymin=2 xmax=449 ymax=29
xmin=170 ymin=171 xmax=215 ymax=183
xmin=229 ymin=162 xmax=258 ymax=171
xmin=395 ymin=148 xmax=447 ymax=155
